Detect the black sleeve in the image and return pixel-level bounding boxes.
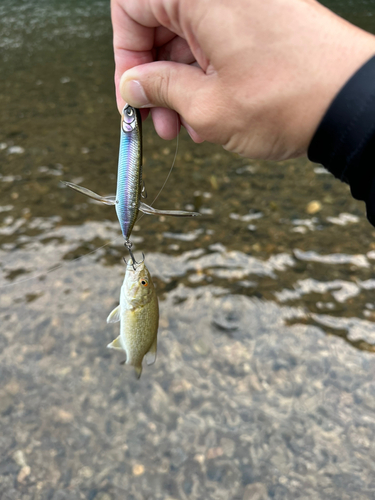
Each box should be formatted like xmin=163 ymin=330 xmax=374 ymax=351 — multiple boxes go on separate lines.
xmin=308 ymin=55 xmax=375 ymax=226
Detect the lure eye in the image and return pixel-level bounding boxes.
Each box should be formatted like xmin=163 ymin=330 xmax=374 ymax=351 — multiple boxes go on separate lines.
xmin=140 ymin=279 xmax=148 ymax=287
xmin=122 ymin=106 xmax=136 ymax=131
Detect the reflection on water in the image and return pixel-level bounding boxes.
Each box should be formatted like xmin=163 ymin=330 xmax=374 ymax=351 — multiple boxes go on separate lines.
xmin=1 ymin=1 xmax=375 ymax=499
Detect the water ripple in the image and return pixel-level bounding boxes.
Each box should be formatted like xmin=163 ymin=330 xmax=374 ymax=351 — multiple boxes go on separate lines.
xmin=294 ymin=249 xmax=369 ymax=268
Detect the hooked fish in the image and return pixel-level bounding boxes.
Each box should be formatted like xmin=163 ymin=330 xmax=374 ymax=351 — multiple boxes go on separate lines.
xmin=62 ymin=104 xmax=199 ymax=261
xmin=106 ymin=257 xmax=159 ymax=379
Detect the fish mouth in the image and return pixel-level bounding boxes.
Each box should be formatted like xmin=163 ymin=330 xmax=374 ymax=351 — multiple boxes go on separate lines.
xmin=123 ymin=252 xmax=145 ymax=271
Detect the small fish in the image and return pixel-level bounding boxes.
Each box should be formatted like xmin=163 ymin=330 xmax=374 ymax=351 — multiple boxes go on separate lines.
xmin=62 ymin=104 xmax=200 ymax=261
xmin=106 ymin=257 xmax=159 ymax=379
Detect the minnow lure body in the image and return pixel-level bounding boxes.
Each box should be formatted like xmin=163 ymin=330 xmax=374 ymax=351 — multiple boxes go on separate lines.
xmin=115 ymin=104 xmax=143 ymax=241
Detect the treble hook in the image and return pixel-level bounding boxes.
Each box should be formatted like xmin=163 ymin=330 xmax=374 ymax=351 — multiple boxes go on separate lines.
xmin=123 ymin=239 xmax=146 ymax=270
xmin=124 ymin=240 xmax=137 ymax=270
xmin=125 ymin=240 xmax=147 ymax=270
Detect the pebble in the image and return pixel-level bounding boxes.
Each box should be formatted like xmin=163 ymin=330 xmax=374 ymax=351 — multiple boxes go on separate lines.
xmin=79 ymin=466 xmax=94 ymax=479
xmin=0 ymin=393 xmax=13 ymax=415
xmin=13 ymin=450 xmax=27 ymax=468
xmin=243 ymin=482 xmax=270 ymax=500
xmin=306 ymin=200 xmax=322 ymax=214
xmin=193 ymin=338 xmax=210 ymax=355
xmin=7 ymin=146 xmax=25 ymax=154
xmin=53 ymin=408 xmax=74 ymax=424
xmin=206 ymin=447 xmax=224 ymax=459
xmin=194 ymin=454 xmax=205 ymax=465
xmin=220 ymin=438 xmax=236 ymax=457
xmin=210 ymin=175 xmax=218 ymax=189
xmin=17 ymin=466 xmax=31 ymax=483
xmin=132 ymin=464 xmax=145 ymax=476
xmin=95 ymin=494 xmax=112 ymax=500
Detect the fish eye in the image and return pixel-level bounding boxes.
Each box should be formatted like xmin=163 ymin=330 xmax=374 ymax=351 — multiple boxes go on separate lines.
xmin=140 ymin=278 xmax=148 ymax=287
xmin=126 ymin=107 xmax=134 ymax=117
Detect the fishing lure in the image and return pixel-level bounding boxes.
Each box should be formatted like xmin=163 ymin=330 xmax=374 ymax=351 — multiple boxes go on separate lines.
xmin=63 ymin=104 xmax=199 ymax=264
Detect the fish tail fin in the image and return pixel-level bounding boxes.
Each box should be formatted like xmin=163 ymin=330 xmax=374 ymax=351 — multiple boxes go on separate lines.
xmin=145 ymin=337 xmax=157 ymax=366
xmin=133 ymin=363 xmax=143 ymax=380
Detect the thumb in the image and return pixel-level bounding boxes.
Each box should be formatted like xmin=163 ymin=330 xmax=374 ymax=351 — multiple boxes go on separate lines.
xmin=120 ymin=61 xmax=207 ymax=119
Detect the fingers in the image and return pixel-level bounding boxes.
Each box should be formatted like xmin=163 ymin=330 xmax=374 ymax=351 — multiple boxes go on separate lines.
xmin=111 ymin=0 xmax=157 ymax=112
xmin=150 ymin=108 xmax=180 ymax=140
xmin=156 ymin=37 xmax=195 ymax=64
xmin=147 ymin=108 xmax=205 ymax=142
xmin=111 ymin=0 xmax=199 ymax=142
xmin=154 ymin=26 xmax=177 ymax=47
xmin=112 ymin=0 xmax=189 ymax=113
xmin=120 ymin=61 xmax=210 ymax=141
xmin=114 ymin=49 xmax=154 ymax=113
xmin=180 ymin=117 xmax=205 ymax=143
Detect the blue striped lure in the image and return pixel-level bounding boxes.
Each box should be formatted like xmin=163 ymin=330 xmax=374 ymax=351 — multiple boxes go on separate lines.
xmin=63 ymin=104 xmax=200 ymax=262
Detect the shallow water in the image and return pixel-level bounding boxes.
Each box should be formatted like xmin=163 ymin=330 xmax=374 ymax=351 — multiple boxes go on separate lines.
xmin=1 ymin=1 xmax=375 ymax=499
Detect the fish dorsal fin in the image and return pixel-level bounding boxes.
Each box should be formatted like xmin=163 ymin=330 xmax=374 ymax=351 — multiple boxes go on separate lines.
xmin=107 ymin=336 xmax=123 ymax=351
xmin=106 ymin=305 xmax=121 ymax=323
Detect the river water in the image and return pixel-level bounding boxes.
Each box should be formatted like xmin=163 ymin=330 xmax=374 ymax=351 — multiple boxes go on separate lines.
xmin=1 ymin=1 xmax=375 ymax=499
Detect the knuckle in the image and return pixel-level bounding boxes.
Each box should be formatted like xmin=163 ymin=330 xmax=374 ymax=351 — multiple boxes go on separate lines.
xmin=155 ymin=73 xmax=170 ymax=107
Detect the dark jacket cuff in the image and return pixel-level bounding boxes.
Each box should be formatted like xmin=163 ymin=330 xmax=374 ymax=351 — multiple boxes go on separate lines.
xmin=308 ymin=55 xmax=375 ymax=226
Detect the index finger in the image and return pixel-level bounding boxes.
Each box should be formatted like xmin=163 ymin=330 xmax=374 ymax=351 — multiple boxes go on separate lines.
xmin=111 ymin=0 xmax=157 ymax=111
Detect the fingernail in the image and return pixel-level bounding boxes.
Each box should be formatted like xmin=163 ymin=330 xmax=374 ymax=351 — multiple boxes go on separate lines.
xmin=120 ymin=78 xmax=149 ymax=108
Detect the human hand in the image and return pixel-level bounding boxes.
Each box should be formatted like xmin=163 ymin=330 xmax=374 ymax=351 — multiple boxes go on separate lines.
xmin=111 ymin=0 xmax=375 ymax=160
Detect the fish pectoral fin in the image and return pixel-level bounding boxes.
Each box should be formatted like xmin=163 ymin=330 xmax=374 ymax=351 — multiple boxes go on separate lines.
xmin=106 ymin=305 xmax=121 ymax=323
xmin=145 ymin=337 xmax=157 ymax=366
xmin=107 ymin=336 xmax=123 ymax=351
xmin=133 ymin=364 xmax=143 ymax=379
xmin=62 ymin=181 xmax=116 ymax=206
xmin=139 ymin=202 xmax=200 ymax=217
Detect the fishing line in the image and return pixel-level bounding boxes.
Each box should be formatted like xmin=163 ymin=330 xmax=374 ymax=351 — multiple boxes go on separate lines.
xmin=149 ymin=116 xmax=180 ymax=207
xmin=136 ymin=114 xmax=180 ymax=223
xmin=0 ymin=240 xmax=116 ymax=289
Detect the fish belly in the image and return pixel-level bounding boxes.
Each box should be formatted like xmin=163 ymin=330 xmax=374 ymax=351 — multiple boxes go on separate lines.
xmin=120 ymin=298 xmax=159 ymax=367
